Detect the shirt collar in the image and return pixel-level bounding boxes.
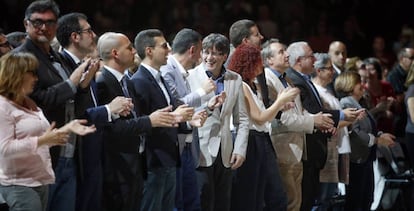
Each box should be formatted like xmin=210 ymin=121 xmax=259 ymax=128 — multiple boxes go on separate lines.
xmin=63 ymin=49 xmax=81 ymax=65
xmin=141 ymin=63 xmax=161 ymax=81
xmin=205 ymin=65 xmax=226 ymax=81
xmin=104 ymin=65 xmax=125 ymax=82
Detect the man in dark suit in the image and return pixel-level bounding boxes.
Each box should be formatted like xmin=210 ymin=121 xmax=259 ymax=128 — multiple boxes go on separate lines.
xmin=131 ymin=29 xmax=195 ymax=211
xmin=12 ymin=1 xmax=95 ymax=210
xmin=56 ymin=12 xmax=126 ymax=211
xmin=96 ymin=32 xmax=179 ymax=211
xmin=285 ymin=41 xmax=358 ymax=211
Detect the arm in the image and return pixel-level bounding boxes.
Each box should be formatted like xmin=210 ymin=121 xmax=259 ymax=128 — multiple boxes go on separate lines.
xmin=243 ymin=83 xmax=298 ymax=125
xmin=407 ymin=97 xmax=414 ymax=123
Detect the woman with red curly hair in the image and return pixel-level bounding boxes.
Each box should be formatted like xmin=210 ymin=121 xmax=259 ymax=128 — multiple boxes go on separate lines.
xmin=227 ymin=43 xmax=299 ymax=211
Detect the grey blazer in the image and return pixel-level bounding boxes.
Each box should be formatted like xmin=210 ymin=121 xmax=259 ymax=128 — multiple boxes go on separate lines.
xmin=160 ymin=55 xmax=203 ymax=167
xmin=340 ymin=96 xmax=376 ymax=163
xmin=187 ymin=64 xmax=249 ymax=168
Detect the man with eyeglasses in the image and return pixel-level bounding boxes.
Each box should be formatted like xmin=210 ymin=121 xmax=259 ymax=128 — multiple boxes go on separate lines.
xmin=387 ymin=47 xmax=414 ymax=138
xmin=285 ymin=41 xmax=358 ymax=211
xmin=0 ymin=28 xmax=12 ymax=57
xmin=55 ymin=12 xmax=105 ymax=211
xmin=12 ymin=1 xmax=93 ymax=211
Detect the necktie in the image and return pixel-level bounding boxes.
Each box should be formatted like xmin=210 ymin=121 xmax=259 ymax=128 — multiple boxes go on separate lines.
xmin=120 ymin=76 xmax=137 ymax=118
xmin=155 ymin=72 xmax=171 ymax=105
xmin=279 ymin=72 xmax=289 ymax=88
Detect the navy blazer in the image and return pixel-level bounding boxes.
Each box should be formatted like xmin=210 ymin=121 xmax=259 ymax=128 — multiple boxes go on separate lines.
xmin=130 ymin=65 xmax=179 ymax=169
xmin=286 ymin=67 xmax=340 ymax=169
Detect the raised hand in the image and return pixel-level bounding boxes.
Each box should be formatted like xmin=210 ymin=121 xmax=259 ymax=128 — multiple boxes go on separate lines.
xmin=38 ymin=122 xmax=69 ymax=147
xmin=189 ymin=110 xmax=208 ymax=127
xmin=313 ymin=112 xmax=334 ymax=131
xmin=64 ymin=119 xmax=97 ymax=136
xmin=149 ymin=105 xmax=178 ymax=127
xmin=108 ymin=96 xmax=133 ymax=116
xmin=173 ymin=104 xmax=195 ymax=122
xmin=277 ymin=87 xmax=300 ymax=105
xmin=207 ymin=91 xmax=226 ymax=110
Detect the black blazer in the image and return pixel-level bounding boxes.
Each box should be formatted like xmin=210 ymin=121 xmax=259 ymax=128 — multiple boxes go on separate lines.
xmin=13 ymin=38 xmax=76 ymax=167
xmin=286 ymin=67 xmax=340 ymax=168
xmin=96 ymin=68 xmax=152 ymax=153
xmin=130 ymin=65 xmax=179 ymax=169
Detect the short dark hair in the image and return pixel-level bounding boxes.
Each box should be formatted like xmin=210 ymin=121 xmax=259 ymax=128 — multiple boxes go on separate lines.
xmin=172 ymin=28 xmax=202 ymax=54
xmin=229 ymin=19 xmax=256 ymax=47
xmin=6 ymin=32 xmax=27 ymax=48
xmin=202 ymin=33 xmax=230 ymax=56
xmin=134 ymin=29 xmax=163 ymax=59
xmin=24 ymin=0 xmax=60 ymax=20
xmin=56 ymin=13 xmax=87 ymax=48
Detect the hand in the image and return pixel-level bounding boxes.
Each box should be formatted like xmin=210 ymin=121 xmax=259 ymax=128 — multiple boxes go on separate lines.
xmin=343 ymin=108 xmax=359 ymax=122
xmin=108 ymin=96 xmax=133 ymax=116
xmin=207 ymin=91 xmax=226 ymax=110
xmin=173 ymin=104 xmax=195 ymax=122
xmin=313 ymin=112 xmax=334 ymax=131
xmin=377 ymin=133 xmax=395 ymax=147
xmin=282 ymin=102 xmax=295 ymax=111
xmin=38 ymin=122 xmax=69 ymax=147
xmin=79 ymin=58 xmax=101 ymax=88
xmin=189 ymin=110 xmax=208 ymax=127
xmin=230 ymin=153 xmax=245 ymax=170
xmin=64 ymin=119 xmax=97 ymax=135
xmin=149 ymin=105 xmax=178 ymax=127
xmin=356 ymin=108 xmax=366 ymax=120
xmin=202 ymin=78 xmax=216 ymax=93
xmin=70 ymin=60 xmax=88 ymax=86
xmin=277 ymin=87 xmax=300 ymax=105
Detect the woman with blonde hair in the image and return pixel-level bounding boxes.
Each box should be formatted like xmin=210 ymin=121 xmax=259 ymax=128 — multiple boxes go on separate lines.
xmin=0 ymin=52 xmax=96 ymax=211
xmin=335 ymin=71 xmax=394 ymax=211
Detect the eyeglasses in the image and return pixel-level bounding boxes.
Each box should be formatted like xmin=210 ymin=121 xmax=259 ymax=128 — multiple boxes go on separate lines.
xmin=77 ymin=27 xmax=94 ymax=36
xmin=27 ymin=19 xmax=57 ymax=29
xmin=405 ymin=56 xmax=414 ymax=60
xmin=0 ymin=41 xmax=11 ymax=48
xmin=152 ymin=42 xmax=170 ymax=50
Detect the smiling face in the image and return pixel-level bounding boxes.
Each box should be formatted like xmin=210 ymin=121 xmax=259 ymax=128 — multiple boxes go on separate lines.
xmin=24 ymin=10 xmax=58 ymax=45
xmin=202 ymin=46 xmax=227 ymax=75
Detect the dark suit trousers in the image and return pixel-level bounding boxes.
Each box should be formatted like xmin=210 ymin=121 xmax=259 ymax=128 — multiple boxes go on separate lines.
xmin=300 ymin=160 xmax=321 ymax=211
xmin=197 ymin=151 xmax=232 ymax=211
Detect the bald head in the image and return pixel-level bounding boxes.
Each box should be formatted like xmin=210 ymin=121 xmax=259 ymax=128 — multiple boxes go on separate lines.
xmin=97 ymin=32 xmax=124 ymax=61
xmin=328 ymin=41 xmax=347 ymax=69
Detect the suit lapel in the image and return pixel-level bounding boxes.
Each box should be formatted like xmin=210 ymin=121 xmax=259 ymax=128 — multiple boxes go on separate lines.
xmin=102 ymin=68 xmax=123 ymax=96
xmin=140 ymin=66 xmax=170 ymax=106
xmin=25 ymin=39 xmax=66 ymax=79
